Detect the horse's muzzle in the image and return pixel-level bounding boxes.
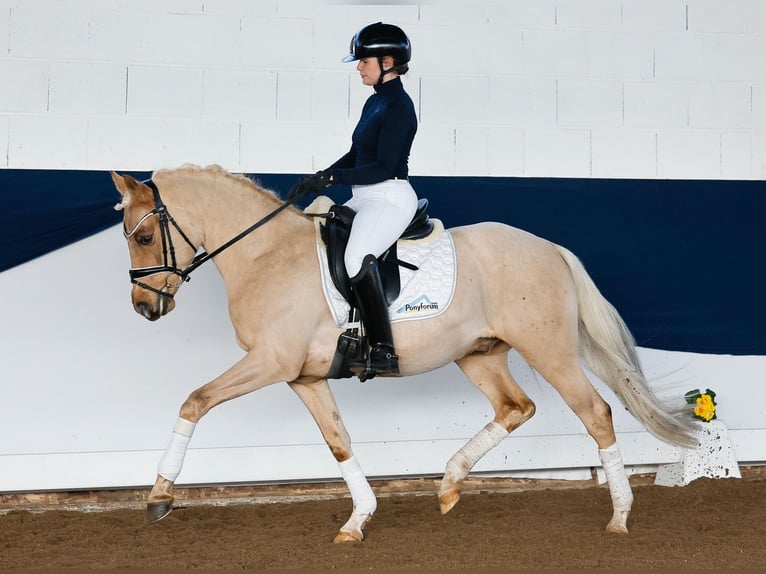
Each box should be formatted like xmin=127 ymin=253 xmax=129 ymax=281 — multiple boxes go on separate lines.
xmin=133 ymin=291 xmax=175 ymax=321
xmin=135 ymin=301 xmax=161 ymax=321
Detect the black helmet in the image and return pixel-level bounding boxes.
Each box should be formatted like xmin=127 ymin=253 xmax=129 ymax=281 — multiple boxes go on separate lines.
xmin=342 ymin=22 xmax=411 ymax=65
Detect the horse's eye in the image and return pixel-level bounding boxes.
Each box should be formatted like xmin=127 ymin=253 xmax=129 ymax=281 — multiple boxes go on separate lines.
xmin=137 ymin=234 xmax=154 ymax=246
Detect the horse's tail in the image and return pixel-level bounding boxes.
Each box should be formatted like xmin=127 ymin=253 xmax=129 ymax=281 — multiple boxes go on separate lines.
xmin=554 ymin=244 xmax=696 ymax=448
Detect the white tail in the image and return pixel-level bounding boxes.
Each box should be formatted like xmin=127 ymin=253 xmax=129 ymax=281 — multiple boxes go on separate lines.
xmin=555 ymin=245 xmax=696 ymax=448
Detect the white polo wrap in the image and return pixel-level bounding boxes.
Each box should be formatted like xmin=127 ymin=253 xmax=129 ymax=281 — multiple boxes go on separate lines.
xmin=339 ymin=456 xmax=377 ymax=516
xmin=445 ymin=421 xmax=509 ymax=481
xmin=157 ymin=417 xmax=196 ymax=482
xmin=599 ymin=442 xmax=633 ymax=512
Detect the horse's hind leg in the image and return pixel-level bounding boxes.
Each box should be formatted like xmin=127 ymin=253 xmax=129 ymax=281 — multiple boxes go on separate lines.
xmin=289 ymin=379 xmax=376 ymax=543
xmin=529 ymin=353 xmax=632 ymax=533
xmin=440 ymin=343 xmax=536 ymax=514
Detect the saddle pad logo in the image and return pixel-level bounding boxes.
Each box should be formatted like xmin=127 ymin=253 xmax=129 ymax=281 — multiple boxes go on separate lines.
xmin=397 ymin=295 xmax=439 ymax=316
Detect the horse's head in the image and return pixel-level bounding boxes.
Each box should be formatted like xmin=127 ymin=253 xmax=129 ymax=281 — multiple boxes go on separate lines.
xmin=111 ymin=171 xmax=199 ymax=321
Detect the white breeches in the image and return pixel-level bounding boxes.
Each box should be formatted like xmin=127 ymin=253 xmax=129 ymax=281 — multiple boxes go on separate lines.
xmin=343 ymin=179 xmax=418 ymax=277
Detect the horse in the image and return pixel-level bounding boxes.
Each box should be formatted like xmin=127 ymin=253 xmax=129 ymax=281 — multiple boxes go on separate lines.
xmin=111 ymin=164 xmax=695 ymax=542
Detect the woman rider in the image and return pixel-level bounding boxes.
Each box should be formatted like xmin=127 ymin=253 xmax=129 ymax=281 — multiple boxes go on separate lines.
xmin=290 ymin=22 xmax=418 ymax=378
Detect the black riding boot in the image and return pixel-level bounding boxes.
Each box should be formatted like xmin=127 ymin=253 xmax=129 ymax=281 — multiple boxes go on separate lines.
xmin=350 ymin=254 xmax=399 ymax=379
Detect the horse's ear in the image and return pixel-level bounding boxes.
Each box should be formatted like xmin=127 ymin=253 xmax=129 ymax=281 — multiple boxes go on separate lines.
xmin=111 ymin=171 xmax=144 ymax=210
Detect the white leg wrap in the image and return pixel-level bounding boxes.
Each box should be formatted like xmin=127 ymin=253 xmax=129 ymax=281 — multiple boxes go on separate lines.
xmin=445 ymin=421 xmax=509 ymax=483
xmin=157 ymin=418 xmax=196 ymax=482
xmin=339 ymin=456 xmax=376 ymax=517
xmin=599 ymin=442 xmax=633 ymax=512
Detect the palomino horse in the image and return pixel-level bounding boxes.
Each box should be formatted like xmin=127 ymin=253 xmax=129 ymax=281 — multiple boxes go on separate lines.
xmin=111 ymin=165 xmax=694 ymax=542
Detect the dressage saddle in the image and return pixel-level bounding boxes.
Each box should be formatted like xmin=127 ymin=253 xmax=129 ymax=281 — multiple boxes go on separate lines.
xmin=320 ymin=198 xmax=434 ymax=380
xmin=319 ymin=197 xmax=434 ymax=306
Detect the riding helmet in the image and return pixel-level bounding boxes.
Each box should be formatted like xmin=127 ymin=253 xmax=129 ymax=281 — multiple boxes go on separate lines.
xmin=342 ymin=22 xmax=411 ymax=65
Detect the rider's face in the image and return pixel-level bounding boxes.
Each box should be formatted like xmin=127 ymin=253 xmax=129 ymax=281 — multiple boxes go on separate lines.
xmin=357 ymin=56 xmax=395 ymax=86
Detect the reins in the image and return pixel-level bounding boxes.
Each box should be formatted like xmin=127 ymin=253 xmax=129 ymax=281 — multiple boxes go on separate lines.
xmin=125 ymin=178 xmax=333 ymax=299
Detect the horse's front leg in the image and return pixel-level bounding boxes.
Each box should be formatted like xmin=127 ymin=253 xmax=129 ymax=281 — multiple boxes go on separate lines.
xmin=146 ymin=352 xmax=283 ymax=524
xmin=289 ymin=379 xmax=376 ymax=543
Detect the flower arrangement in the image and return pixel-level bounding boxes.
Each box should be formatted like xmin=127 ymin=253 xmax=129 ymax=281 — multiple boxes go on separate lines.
xmin=685 ymin=388 xmax=717 ymax=422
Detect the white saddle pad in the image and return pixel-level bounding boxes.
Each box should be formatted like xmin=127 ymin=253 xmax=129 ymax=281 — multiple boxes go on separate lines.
xmin=307 ymin=198 xmax=457 ymax=328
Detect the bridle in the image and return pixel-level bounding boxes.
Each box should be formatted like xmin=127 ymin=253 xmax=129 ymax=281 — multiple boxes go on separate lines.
xmin=123 ymin=179 xmax=294 ymax=299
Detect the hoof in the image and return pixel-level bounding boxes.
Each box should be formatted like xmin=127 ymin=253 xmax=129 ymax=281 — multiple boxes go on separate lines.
xmin=605 ymin=510 xmax=630 ymax=534
xmin=439 ymin=489 xmax=460 ymax=515
xmin=146 ymin=501 xmax=173 ymax=525
xmin=333 ymin=530 xmax=363 ymax=543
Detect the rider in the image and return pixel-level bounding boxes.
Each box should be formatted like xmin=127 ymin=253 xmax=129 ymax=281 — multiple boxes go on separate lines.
xmin=290 ymin=22 xmax=418 ymax=377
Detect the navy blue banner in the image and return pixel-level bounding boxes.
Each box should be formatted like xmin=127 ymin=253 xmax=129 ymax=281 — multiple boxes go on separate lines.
xmin=1 ymin=169 xmax=763 ymax=355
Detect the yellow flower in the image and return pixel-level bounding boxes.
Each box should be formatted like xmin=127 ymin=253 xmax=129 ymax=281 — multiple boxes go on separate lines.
xmin=694 ymin=394 xmax=716 ymax=422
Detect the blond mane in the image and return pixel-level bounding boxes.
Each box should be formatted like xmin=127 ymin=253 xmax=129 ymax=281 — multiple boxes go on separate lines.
xmin=156 ymin=164 xmax=284 ymax=203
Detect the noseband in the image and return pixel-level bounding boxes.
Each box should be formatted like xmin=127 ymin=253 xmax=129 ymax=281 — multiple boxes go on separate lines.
xmin=124 ymin=178 xmax=294 ymax=299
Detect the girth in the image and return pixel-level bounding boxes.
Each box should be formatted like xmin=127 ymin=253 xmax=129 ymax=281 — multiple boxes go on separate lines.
xmin=319 ymin=197 xmax=434 ymax=306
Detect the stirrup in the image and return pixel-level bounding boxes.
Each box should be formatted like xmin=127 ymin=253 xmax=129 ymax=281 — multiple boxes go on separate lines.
xmin=358 ymin=344 xmax=399 ymax=382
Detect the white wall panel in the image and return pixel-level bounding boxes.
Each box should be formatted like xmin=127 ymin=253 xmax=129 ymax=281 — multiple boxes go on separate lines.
xmin=487 ymin=1 xmax=556 ymax=29
xmin=240 ymin=121 xmax=314 ymax=173
xmin=754 ymin=85 xmax=766 ymax=128
xmin=201 ymin=0 xmax=276 ymax=17
xmin=687 ymin=0 xmax=752 ymax=33
xmin=688 ymin=82 xmax=752 ymax=129
xmin=0 ymin=116 xmax=7 ymax=167
xmin=586 ymin=31 xmax=653 ymax=79
xmin=454 ymin=126 xmax=487 ymax=175
xmin=147 ymin=13 xmax=242 ymax=67
xmin=0 ymin=5 xmax=9 ymax=55
xmin=8 ymin=4 xmax=90 ymax=60
xmin=555 ymin=0 xmax=622 ymax=30
xmin=624 ymin=81 xmax=689 ymax=129
xmin=720 ymin=132 xmax=752 ymax=179
xmin=8 ymin=116 xmax=88 ymax=168
xmin=657 ymin=130 xmax=721 ymax=179
xmin=0 ymin=60 xmax=48 ymax=113
xmin=276 ymin=70 xmax=315 ymax=122
xmin=240 ymin=17 xmax=314 ymax=69
xmin=474 ymin=28 xmax=524 ymax=78
xmin=523 ymin=128 xmax=590 ymax=177
xmin=203 ymin=68 xmax=277 ymax=121
xmin=522 ymin=30 xmax=588 ymax=77
xmin=408 ymin=23 xmax=481 ymax=75
xmin=656 ymin=32 xmax=766 ymax=82
xmin=87 ymin=117 xmax=239 ymax=172
xmin=488 ymin=77 xmax=556 ymax=128
xmin=487 ymin=127 xmax=524 ymax=176
xmin=557 ymin=79 xmax=622 ymax=128
xmin=420 ymin=76 xmax=489 ymax=125
xmin=591 ymin=129 xmax=656 ymax=178
xmin=748 ymin=1 xmax=766 ymax=33
xmin=0 ymin=0 xmax=762 ymax=179
xmin=49 ymin=62 xmax=127 ymax=116
xmin=90 ymin=12 xmax=242 ymax=66
xmin=127 ymin=66 xmax=203 ymax=118
xmin=310 ymin=71 xmax=353 ymax=121
xmin=409 ymin=123 xmax=454 ymax=176
xmin=753 ymin=131 xmax=766 ymax=178
xmin=419 ymin=3 xmax=492 ymax=27
xmin=621 ymin=0 xmax=686 ymax=31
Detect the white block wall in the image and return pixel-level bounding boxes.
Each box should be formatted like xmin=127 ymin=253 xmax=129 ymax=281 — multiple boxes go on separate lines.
xmin=0 ymin=0 xmax=764 ymax=178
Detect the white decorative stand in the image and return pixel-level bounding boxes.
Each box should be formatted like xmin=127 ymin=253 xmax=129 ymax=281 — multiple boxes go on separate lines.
xmin=654 ymin=419 xmax=741 ymax=486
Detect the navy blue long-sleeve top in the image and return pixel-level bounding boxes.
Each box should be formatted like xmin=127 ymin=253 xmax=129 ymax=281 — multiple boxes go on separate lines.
xmin=330 ymin=77 xmax=417 ymax=185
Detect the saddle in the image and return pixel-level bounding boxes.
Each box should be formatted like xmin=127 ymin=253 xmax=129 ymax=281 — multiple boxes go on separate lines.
xmin=318 ymin=198 xmax=435 ymax=380
xmin=319 ymin=198 xmax=434 ymax=306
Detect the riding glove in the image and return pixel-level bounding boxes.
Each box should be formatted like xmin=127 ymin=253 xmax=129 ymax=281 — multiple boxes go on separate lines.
xmin=285 ymin=169 xmax=332 ymax=201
